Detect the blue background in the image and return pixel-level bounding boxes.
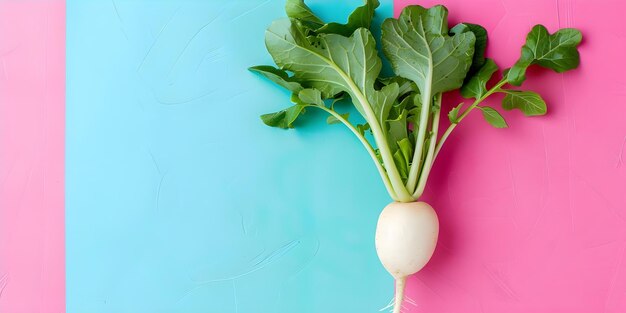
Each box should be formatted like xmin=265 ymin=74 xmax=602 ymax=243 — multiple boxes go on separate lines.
xmin=66 ymin=0 xmax=393 ymax=312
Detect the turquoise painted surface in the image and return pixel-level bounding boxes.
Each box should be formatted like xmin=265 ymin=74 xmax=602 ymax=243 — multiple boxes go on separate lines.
xmin=66 ymin=0 xmax=393 ymax=312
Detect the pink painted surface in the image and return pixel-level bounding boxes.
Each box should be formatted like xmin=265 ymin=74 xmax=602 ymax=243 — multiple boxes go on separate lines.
xmin=394 ymin=0 xmax=626 ymax=312
xmin=0 ymin=1 xmax=65 ymax=312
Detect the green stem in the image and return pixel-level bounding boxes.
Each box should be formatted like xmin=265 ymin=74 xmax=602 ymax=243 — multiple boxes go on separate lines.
xmin=433 ymin=79 xmax=508 ymax=160
xmin=314 ymin=105 xmax=399 ymax=201
xmin=413 ymin=97 xmax=441 ymax=199
xmin=360 ymin=105 xmax=413 ymax=202
xmin=333 ymin=75 xmax=413 ymax=202
xmin=406 ymin=91 xmax=434 ymax=193
xmin=406 ymin=43 xmax=435 ymax=195
xmin=294 ymin=42 xmax=412 ymax=201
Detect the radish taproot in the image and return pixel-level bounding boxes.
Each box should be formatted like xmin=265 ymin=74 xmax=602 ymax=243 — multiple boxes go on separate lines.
xmin=376 ymin=202 xmax=438 ymax=312
xmin=250 ymin=0 xmax=582 ymax=311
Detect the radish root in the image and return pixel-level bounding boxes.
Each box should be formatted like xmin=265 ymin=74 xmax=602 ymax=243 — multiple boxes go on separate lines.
xmin=393 ymin=277 xmax=407 ymax=313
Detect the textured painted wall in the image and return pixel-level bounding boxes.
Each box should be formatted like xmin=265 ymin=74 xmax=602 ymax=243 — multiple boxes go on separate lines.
xmin=66 ymin=1 xmax=394 ymax=312
xmin=394 ymin=0 xmax=626 ymax=312
xmin=0 ymin=1 xmax=65 ymax=312
xmin=1 ymin=0 xmax=625 ymax=312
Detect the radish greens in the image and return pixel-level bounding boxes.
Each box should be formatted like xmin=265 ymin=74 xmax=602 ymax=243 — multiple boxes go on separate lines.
xmin=250 ymin=0 xmax=582 ymax=203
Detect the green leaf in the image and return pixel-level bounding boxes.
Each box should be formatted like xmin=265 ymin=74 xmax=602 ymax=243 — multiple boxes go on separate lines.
xmin=381 ymin=5 xmax=476 ymax=95
xmin=450 ymin=23 xmax=488 ymax=77
xmin=370 ymin=82 xmax=400 ymax=127
xmin=460 ymin=59 xmax=498 ymax=99
xmin=392 ymin=138 xmax=413 ymax=181
xmin=326 ymin=112 xmax=350 ymax=124
xmin=317 ymin=0 xmax=380 ymax=36
xmin=377 ymin=76 xmax=418 ymax=98
xmin=285 ymin=0 xmax=324 ymax=27
xmin=261 ymin=88 xmax=327 ymax=128
xmin=249 ymin=65 xmax=303 ymax=92
xmin=387 ymin=109 xmax=409 ymax=152
xmin=507 ymin=25 xmax=582 ymax=86
xmin=357 ymin=123 xmax=371 ymax=136
xmin=261 ymin=105 xmax=307 ymax=129
xmin=329 ymin=92 xmax=347 ymax=109
xmin=501 ymin=90 xmax=547 ymax=116
xmin=265 ymin=19 xmax=382 ymax=118
xmin=479 ymin=106 xmax=508 ymax=128
xmin=388 ymin=93 xmax=413 ymax=120
xmin=448 ymin=103 xmax=463 ymax=124
xmin=405 ymin=93 xmax=423 ymax=127
xmin=298 ymin=88 xmax=324 ymax=106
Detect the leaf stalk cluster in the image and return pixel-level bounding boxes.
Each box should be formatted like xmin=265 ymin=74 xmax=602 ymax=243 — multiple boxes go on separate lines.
xmin=251 ymin=0 xmax=582 ymax=202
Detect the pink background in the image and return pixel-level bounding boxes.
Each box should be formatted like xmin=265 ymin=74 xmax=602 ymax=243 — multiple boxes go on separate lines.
xmin=398 ymin=0 xmax=626 ymax=312
xmin=0 ymin=1 xmax=65 ymax=312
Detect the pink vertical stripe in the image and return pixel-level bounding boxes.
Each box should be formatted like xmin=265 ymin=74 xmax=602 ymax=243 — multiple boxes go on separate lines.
xmin=0 ymin=1 xmax=65 ymax=312
xmin=393 ymin=0 xmax=626 ymax=312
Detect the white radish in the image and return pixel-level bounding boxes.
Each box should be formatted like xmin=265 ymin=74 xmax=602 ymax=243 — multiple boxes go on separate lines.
xmin=375 ymin=201 xmax=439 ymax=313
xmin=254 ymin=2 xmax=582 ymax=312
